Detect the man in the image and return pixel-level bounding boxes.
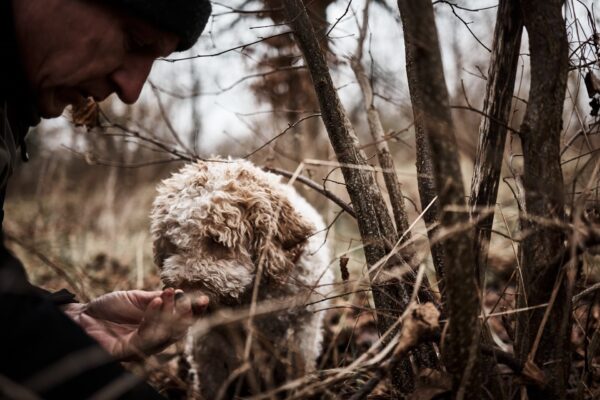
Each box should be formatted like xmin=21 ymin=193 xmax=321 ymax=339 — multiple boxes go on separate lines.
xmin=0 ymin=0 xmax=212 ymax=398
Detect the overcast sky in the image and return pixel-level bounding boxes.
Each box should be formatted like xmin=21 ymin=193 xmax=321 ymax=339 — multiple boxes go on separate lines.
xmin=37 ymin=0 xmax=598 ymax=156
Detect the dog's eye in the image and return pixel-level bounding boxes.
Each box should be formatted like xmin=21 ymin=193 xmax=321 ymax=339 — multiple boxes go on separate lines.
xmin=155 ymin=237 xmax=179 ymax=267
xmin=204 ymin=236 xmax=229 ymax=252
xmin=281 ymin=238 xmax=305 ymax=251
xmin=209 ymin=236 xmax=223 ymax=245
xmin=167 ymin=238 xmax=179 ymax=251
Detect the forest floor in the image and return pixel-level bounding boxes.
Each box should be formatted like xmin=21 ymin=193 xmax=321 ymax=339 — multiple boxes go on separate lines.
xmin=5 ymin=170 xmax=600 ymax=399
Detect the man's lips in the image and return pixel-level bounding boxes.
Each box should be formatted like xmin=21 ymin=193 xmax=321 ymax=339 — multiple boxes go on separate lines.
xmin=55 ymin=88 xmax=85 ymax=106
xmin=79 ymin=90 xmax=110 ymax=103
xmin=54 ymin=84 xmax=114 ymax=110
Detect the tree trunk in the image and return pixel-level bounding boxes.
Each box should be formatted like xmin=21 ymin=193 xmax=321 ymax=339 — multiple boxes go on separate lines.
xmin=283 ymin=0 xmax=422 ymax=393
xmin=396 ymin=0 xmax=481 ymax=397
xmin=469 ymin=0 xmax=523 ymax=285
xmin=515 ymin=1 xmax=570 ymax=398
xmin=468 ymin=2 xmax=523 ymax=395
xmin=396 ymin=17 xmax=447 ymax=304
xmin=349 ymin=1 xmax=439 ymax=372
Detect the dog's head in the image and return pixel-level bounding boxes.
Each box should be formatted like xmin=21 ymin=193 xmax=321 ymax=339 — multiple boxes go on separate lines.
xmin=150 ymin=160 xmax=315 ymax=304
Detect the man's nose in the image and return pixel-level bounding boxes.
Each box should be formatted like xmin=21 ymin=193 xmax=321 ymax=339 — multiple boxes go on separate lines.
xmin=110 ymin=55 xmax=155 ymax=104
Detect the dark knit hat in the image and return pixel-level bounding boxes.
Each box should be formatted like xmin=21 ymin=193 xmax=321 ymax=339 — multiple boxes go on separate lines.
xmin=115 ymin=0 xmax=212 ymax=51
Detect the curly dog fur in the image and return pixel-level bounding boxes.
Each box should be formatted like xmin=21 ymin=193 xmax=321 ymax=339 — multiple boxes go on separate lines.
xmin=150 ymin=159 xmax=333 ymax=398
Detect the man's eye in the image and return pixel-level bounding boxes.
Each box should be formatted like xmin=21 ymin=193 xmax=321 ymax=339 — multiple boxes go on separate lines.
xmin=127 ymin=37 xmax=143 ymax=51
xmin=205 ymin=237 xmax=229 ymax=251
xmin=126 ymin=33 xmax=151 ymax=52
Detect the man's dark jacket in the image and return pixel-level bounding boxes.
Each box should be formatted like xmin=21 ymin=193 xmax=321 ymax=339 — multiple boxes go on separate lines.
xmin=0 ymin=0 xmax=41 ymax=295
xmin=0 ymin=3 xmax=164 ymax=399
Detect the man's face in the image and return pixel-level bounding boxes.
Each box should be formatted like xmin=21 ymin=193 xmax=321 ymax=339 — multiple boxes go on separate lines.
xmin=12 ymin=0 xmax=180 ymax=118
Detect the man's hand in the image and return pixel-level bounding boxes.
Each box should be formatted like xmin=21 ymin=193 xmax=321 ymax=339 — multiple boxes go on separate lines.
xmin=62 ymin=289 xmax=209 ymax=360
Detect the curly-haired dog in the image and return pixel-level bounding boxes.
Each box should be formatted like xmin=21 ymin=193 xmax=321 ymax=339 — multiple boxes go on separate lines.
xmin=150 ymin=160 xmax=333 ymax=398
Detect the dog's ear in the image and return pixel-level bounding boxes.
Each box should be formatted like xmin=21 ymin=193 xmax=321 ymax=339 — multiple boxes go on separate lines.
xmin=251 ymin=193 xmax=314 ymax=281
xmin=189 ymin=161 xmax=210 ymax=188
xmin=150 ymin=192 xmax=170 ymax=269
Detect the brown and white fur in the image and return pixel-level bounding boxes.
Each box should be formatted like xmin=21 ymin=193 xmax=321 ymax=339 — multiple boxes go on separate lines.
xmin=150 ymin=159 xmax=333 ymax=398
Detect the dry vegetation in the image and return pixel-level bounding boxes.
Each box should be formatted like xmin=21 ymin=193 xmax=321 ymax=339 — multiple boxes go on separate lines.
xmin=5 ymin=0 xmax=600 ymax=399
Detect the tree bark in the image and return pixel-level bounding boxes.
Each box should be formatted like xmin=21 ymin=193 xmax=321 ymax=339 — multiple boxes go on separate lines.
xmin=283 ymin=0 xmax=421 ymax=393
xmin=515 ymin=1 xmax=570 ymax=398
xmin=468 ymin=2 xmax=523 ymax=395
xmin=469 ymin=0 xmax=523 ymax=285
xmin=396 ymin=0 xmax=481 ymax=397
xmin=394 ymin=13 xmax=447 ymax=304
xmin=414 ymin=128 xmax=448 ymax=303
xmin=349 ymin=1 xmax=439 ymax=372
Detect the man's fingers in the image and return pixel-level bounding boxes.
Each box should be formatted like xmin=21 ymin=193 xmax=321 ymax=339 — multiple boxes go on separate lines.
xmin=171 ymin=290 xmax=193 ymax=338
xmin=141 ymin=297 xmax=163 ymax=328
xmin=140 ymin=290 xmax=181 ymax=342
xmin=160 ymin=288 xmax=175 ymax=314
xmin=192 ymin=295 xmax=209 ymax=316
xmin=133 ymin=290 xmax=210 ymax=355
xmin=138 ymin=297 xmax=166 ymax=340
xmin=126 ymin=290 xmax=163 ymax=310
xmin=173 ymin=290 xmax=209 ymax=317
xmin=174 ymin=290 xmax=192 ymax=318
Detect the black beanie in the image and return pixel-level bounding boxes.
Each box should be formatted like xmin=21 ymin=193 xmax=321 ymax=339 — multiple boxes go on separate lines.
xmin=115 ymin=0 xmax=212 ymax=51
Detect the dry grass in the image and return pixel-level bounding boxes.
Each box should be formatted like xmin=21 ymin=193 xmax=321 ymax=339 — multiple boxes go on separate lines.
xmin=5 ymin=144 xmax=600 ymax=399
xmin=5 ymin=162 xmax=165 ymax=297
